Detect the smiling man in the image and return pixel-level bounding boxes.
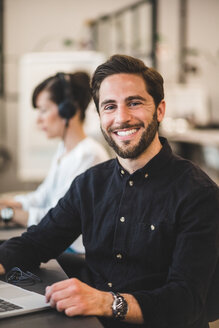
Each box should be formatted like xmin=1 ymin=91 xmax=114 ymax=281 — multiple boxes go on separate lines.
xmin=0 ymin=55 xmax=218 ymax=328
xmin=98 ymin=72 xmax=164 ymax=170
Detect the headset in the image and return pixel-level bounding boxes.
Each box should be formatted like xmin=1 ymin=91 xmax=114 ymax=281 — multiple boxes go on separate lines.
xmin=56 ymin=72 xmax=77 ymax=126
xmin=6 ymin=267 xmax=42 ymax=286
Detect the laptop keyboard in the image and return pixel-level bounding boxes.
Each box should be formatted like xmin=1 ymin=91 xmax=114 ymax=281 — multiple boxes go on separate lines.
xmin=0 ymin=299 xmax=22 ymax=312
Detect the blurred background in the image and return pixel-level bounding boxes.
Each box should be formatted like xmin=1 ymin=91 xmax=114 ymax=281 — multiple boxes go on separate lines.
xmin=0 ymin=0 xmax=219 ymax=194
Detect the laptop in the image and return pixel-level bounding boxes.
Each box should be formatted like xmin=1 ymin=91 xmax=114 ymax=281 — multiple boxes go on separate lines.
xmin=0 ymin=280 xmax=50 ymax=319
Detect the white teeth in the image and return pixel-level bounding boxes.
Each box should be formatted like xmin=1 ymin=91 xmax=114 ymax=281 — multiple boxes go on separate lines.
xmin=116 ymin=129 xmax=137 ymax=136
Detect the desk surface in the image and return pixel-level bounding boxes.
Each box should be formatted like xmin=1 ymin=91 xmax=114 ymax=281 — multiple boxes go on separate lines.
xmin=0 ymin=260 xmax=103 ymax=328
xmin=162 ymin=128 xmax=219 ymax=147
xmin=0 ymin=224 xmax=26 ymax=241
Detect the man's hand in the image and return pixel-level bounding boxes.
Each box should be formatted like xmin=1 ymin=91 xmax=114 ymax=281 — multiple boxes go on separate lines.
xmin=0 ymin=264 xmax=6 ymax=275
xmin=45 ymin=278 xmax=144 ymax=323
xmin=45 ymin=278 xmax=112 ymax=317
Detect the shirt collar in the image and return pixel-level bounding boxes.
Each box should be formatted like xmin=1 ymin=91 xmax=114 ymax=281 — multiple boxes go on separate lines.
xmin=115 ymin=137 xmax=173 ymax=179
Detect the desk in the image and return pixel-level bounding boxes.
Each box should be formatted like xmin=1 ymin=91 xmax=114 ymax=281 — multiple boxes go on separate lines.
xmin=0 ymin=259 xmax=103 ymax=328
xmin=161 ymin=128 xmax=219 ymax=184
xmin=162 ymin=128 xmax=219 ymax=147
xmin=0 ymin=225 xmax=26 ymax=242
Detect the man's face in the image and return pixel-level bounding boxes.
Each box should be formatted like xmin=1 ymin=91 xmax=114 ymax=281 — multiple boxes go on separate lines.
xmin=99 ymin=73 xmax=162 ymax=159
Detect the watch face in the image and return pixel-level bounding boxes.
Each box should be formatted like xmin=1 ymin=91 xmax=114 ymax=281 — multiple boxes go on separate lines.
xmin=111 ymin=293 xmax=128 ymax=320
xmin=1 ymin=208 xmax=13 ymax=221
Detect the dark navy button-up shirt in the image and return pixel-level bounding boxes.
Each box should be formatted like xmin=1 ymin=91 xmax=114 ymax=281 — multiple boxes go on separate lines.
xmin=0 ymin=137 xmax=218 ymax=328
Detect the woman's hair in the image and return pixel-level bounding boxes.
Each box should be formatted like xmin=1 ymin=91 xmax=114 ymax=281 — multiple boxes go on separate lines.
xmin=91 ymin=54 xmax=164 ymax=111
xmin=32 ymin=71 xmax=91 ymax=121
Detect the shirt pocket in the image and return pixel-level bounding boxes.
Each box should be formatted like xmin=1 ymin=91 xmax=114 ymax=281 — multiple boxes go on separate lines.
xmin=131 ymin=218 xmax=176 ymax=271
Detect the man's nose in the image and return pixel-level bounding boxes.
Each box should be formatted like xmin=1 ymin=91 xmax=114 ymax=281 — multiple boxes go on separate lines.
xmin=115 ymin=105 xmax=131 ymax=123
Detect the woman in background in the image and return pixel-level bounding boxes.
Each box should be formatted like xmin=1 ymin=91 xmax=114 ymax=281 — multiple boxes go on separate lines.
xmin=0 ymin=71 xmax=109 ymax=253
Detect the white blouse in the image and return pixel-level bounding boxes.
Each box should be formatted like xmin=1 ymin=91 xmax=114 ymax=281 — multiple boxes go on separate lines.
xmin=15 ymin=137 xmax=110 ymax=253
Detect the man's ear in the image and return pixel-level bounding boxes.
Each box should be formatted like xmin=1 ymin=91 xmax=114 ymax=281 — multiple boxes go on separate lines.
xmin=157 ymin=99 xmax=166 ymax=123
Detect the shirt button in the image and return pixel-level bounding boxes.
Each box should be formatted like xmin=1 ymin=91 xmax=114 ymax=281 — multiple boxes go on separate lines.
xmin=108 ymin=282 xmax=113 ymax=288
xmin=120 ymin=217 xmax=125 ymax=223
xmin=150 ymin=224 xmax=155 ymax=231
xmin=116 ymin=253 xmax=122 ymax=259
xmin=129 ymin=180 xmax=134 ymax=186
xmin=145 ymin=173 xmax=149 ymax=178
xmin=121 ymin=170 xmax=125 ymax=175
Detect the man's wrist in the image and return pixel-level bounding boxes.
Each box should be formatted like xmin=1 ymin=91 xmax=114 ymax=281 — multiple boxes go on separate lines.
xmin=110 ymin=292 xmax=128 ymax=320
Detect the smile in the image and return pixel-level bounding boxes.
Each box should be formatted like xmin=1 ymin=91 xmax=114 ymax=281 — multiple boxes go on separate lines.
xmin=115 ymin=128 xmax=138 ymax=136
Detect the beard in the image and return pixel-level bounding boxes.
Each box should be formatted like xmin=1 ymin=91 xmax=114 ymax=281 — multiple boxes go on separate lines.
xmin=101 ymin=111 xmax=159 ymax=159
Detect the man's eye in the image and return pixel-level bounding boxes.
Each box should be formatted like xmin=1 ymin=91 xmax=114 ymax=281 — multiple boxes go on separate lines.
xmin=129 ymin=101 xmax=141 ymax=107
xmin=105 ymin=105 xmax=115 ymax=111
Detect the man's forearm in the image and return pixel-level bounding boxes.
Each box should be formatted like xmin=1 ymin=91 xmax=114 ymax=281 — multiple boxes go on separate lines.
xmin=121 ymin=293 xmax=144 ymax=324
xmin=91 ymin=291 xmax=144 ymax=323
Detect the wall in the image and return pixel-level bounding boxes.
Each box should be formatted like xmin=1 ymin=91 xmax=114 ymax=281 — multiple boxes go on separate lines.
xmin=157 ymin=0 xmax=219 ymax=123
xmin=1 ymin=0 xmax=219 ymax=192
xmin=187 ymin=0 xmax=219 ymax=122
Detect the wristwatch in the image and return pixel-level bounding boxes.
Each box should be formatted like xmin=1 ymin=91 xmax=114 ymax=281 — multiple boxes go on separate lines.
xmin=0 ymin=207 xmax=14 ymax=223
xmin=111 ymin=292 xmax=128 ymax=320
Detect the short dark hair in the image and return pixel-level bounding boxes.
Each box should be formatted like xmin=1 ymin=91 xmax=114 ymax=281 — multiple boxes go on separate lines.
xmin=32 ymin=71 xmax=91 ymax=122
xmin=91 ymin=54 xmax=164 ymax=111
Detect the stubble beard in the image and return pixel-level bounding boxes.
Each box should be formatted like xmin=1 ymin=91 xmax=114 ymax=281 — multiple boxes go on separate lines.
xmin=101 ymin=111 xmax=159 ymax=159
